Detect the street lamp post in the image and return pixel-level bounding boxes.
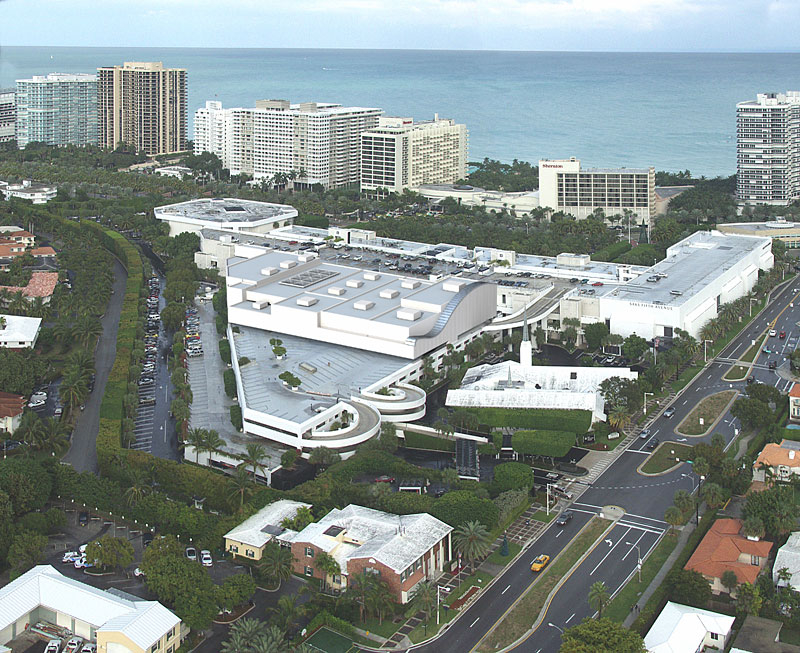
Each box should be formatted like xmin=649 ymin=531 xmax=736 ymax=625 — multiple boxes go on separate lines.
xmin=437 ymin=585 xmax=450 ymax=625
xmin=749 ymin=298 xmax=757 ymax=316
xmin=644 ymin=392 xmax=653 ymax=414
xmin=704 ymin=339 xmax=713 ymax=362
xmin=626 ymin=541 xmax=643 ymax=582
xmin=548 ymin=623 xmax=565 ymax=634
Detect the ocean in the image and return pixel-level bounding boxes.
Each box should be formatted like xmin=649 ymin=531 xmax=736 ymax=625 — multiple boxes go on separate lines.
xmin=2 ymin=47 xmax=799 ymax=177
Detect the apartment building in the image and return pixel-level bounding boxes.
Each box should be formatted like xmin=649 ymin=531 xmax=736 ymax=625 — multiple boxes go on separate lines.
xmin=194 ymin=99 xmax=382 ymax=189
xmin=538 ymin=157 xmax=656 ymax=223
xmin=0 ymin=88 xmax=14 ymax=143
xmin=98 ymin=62 xmax=187 ymax=155
xmin=360 ymin=115 xmax=468 ymax=195
xmin=14 ymin=74 xmax=97 ymax=148
xmin=737 ymin=91 xmax=800 ymax=205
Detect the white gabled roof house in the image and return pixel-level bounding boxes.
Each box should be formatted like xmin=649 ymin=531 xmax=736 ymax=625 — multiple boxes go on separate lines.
xmin=0 ymin=566 xmax=183 ymax=653
xmin=644 ymin=601 xmax=735 ymax=653
xmin=774 ymin=531 xmax=800 ymax=591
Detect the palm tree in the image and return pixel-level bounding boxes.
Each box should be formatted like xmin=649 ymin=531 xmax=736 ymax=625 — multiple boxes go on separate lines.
xmin=222 ymin=618 xmax=267 ymax=653
xmin=67 ymin=348 xmax=94 ymax=375
xmin=123 ymin=468 xmax=151 ymax=507
xmin=53 ymin=319 xmax=74 ymax=347
xmin=588 ymin=581 xmax=610 ymax=618
xmin=59 ymin=376 xmax=88 ymax=414
xmin=33 ymin=417 xmax=69 ymax=456
xmin=250 ymin=626 xmax=286 ymax=653
xmin=184 ymin=427 xmax=206 ymax=464
xmin=16 ymin=410 xmax=42 ymax=445
xmin=201 ymin=429 xmax=225 ymax=463
xmin=702 ymin=482 xmax=726 ymax=509
xmin=269 ymin=595 xmax=302 ymax=634
xmin=315 ymin=551 xmax=341 ymax=592
xmin=453 ymin=520 xmax=492 ymax=572
xmin=258 ymin=542 xmax=294 ymax=589
xmin=369 ymin=578 xmax=396 ymax=625
xmin=411 ymin=580 xmax=437 ymax=620
xmin=220 ymin=631 xmax=251 ymax=653
xmin=239 ymin=442 xmax=270 ymax=480
xmin=607 ymin=407 xmax=629 ymax=431
xmin=349 ymin=573 xmax=379 ymax=623
xmin=28 ymin=296 xmax=47 ymax=319
xmin=8 ymin=291 xmax=28 ymax=316
xmin=664 ymin=506 xmax=683 ymax=535
xmin=228 ymin=464 xmax=254 ymax=511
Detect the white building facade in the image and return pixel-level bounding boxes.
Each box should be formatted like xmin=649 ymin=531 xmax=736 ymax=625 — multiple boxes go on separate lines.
xmin=0 ymin=89 xmax=14 ymax=143
xmin=360 ymin=116 xmax=468 ymax=194
xmin=154 ymin=198 xmax=296 ymax=237
xmin=736 ymin=91 xmax=800 ymax=205
xmin=15 ymin=73 xmax=98 ymax=148
xmin=194 ymin=100 xmax=382 ymax=189
xmin=538 ymin=157 xmax=656 ymax=223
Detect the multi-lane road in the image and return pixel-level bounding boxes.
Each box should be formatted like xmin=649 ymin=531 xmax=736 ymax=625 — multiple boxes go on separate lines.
xmin=407 ymin=275 xmax=800 ymax=653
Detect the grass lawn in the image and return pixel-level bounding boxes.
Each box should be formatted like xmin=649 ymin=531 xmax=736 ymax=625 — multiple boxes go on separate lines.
xmin=670 ymin=363 xmax=704 ymax=393
xmin=359 ymin=615 xmax=402 ymax=639
xmin=604 ymin=534 xmax=678 ymax=622
xmin=531 ymin=510 xmax=556 ymax=523
xmin=402 ymin=430 xmax=455 ymax=452
xmin=587 ymin=431 xmax=627 ymax=451
xmin=640 ymin=442 xmax=694 ymax=474
xmin=476 ymin=518 xmax=611 ymax=652
xmin=781 ymin=626 xmax=800 ymax=646
xmin=739 ymin=334 xmax=765 ymax=364
xmin=722 ymin=364 xmax=749 ymax=381
xmin=486 ymin=541 xmax=522 ymax=566
xmin=677 ymin=390 xmax=737 ymax=436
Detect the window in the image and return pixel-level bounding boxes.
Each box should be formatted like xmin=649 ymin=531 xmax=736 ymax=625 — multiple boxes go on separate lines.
xmin=710 ymin=633 xmax=719 ymax=641
xmin=151 ymin=645 xmax=159 ymax=653
xmin=751 ymin=555 xmax=761 ymax=565
xmin=168 ymin=627 xmax=175 ymax=639
xmin=304 ymin=565 xmax=314 ymax=576
xmin=305 ymin=546 xmax=315 ymax=558
xmin=229 ymin=544 xmax=238 ymax=553
xmin=246 ymin=549 xmax=255 ymax=558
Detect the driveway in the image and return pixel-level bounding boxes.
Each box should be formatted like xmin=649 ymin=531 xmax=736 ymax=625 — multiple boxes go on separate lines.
xmin=64 ymin=258 xmax=127 ymax=473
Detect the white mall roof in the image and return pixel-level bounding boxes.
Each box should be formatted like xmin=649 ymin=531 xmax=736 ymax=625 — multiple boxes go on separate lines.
xmin=644 ymin=601 xmax=734 ymax=653
xmin=0 ymin=566 xmax=180 ymax=650
xmin=281 ymin=505 xmax=452 ymax=575
xmin=224 ymin=499 xmax=311 ymax=549
xmin=155 ymin=198 xmax=297 ymax=225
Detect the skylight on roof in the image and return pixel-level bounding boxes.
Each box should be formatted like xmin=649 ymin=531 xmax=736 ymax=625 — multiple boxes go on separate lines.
xmin=280 ymin=269 xmax=339 ymax=288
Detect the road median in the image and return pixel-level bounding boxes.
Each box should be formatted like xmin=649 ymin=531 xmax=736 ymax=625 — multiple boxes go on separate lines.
xmin=474 ymin=516 xmax=612 ymax=652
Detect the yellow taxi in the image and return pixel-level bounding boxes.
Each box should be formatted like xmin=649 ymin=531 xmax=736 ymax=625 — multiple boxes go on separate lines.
xmin=530 ymin=554 xmax=550 ymax=572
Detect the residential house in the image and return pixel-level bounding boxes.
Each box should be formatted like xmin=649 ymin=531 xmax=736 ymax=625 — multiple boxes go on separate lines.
xmin=0 ymin=565 xmax=185 ymax=653
xmin=753 ymin=440 xmax=800 ymax=484
xmin=644 ymin=601 xmax=735 ymax=653
xmin=773 ymin=531 xmax=800 ymax=591
xmin=281 ymin=504 xmax=452 ymax=604
xmin=790 ymin=385 xmax=800 ymax=423
xmin=685 ymin=518 xmax=773 ymax=595
xmin=0 ymin=392 xmax=25 ymax=434
xmin=0 ymin=271 xmax=60 ymax=304
xmin=0 ymin=314 xmax=41 ymax=349
xmin=224 ymin=499 xmax=311 ymax=561
xmin=730 ymin=614 xmax=800 ymax=652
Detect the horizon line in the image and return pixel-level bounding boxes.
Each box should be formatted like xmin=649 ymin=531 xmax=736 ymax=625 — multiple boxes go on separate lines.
xmin=2 ymin=45 xmax=800 ymax=55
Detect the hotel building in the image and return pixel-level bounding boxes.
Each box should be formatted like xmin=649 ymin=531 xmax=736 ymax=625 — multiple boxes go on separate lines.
xmin=194 ymin=99 xmax=382 ymax=189
xmin=538 ymin=157 xmax=656 ymax=223
xmin=14 ymin=74 xmax=97 ymax=148
xmin=736 ymin=91 xmax=800 ymax=205
xmin=360 ymin=116 xmax=468 ymax=195
xmin=0 ymin=88 xmax=14 ymax=143
xmin=98 ymin=62 xmax=187 ymax=155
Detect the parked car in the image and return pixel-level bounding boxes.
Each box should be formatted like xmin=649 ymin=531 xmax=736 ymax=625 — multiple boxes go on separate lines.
xmin=81 ymin=644 xmax=97 ymax=653
xmin=200 ymin=550 xmax=213 ymax=567
xmin=185 ymin=546 xmax=197 ymax=562
xmin=133 ymin=567 xmax=145 ymax=577
xmin=65 ymin=637 xmax=83 ymax=653
xmin=78 ymin=511 xmax=89 ymax=526
xmin=375 ymin=475 xmax=395 ymax=483
xmin=531 ymin=554 xmax=550 ymax=572
xmin=62 ymin=550 xmax=81 ymax=563
xmin=555 ymin=510 xmax=574 ymax=526
xmin=45 ymin=641 xmax=61 ymax=653
xmin=142 ymin=532 xmax=154 ymax=547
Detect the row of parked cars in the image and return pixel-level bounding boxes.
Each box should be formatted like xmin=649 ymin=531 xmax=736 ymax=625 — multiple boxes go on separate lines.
xmin=45 ymin=637 xmax=95 ymax=653
xmin=139 ymin=276 xmax=162 ymax=408
xmin=185 ymin=306 xmax=202 ymax=357
xmin=185 ymin=545 xmax=213 ymax=567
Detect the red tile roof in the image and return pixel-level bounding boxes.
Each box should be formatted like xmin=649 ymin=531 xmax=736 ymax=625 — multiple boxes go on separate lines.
xmin=0 ymin=391 xmax=25 ymax=419
xmin=0 ymin=271 xmax=59 ymax=298
xmin=685 ymin=518 xmax=773 ymax=586
xmin=790 ymin=385 xmax=800 ymax=399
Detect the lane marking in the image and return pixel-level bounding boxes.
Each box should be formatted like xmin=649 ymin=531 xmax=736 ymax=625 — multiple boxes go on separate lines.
xmin=470 ymin=617 xmax=480 ymax=628
xmin=590 ymin=527 xmax=631 ymax=575
xmin=502 ymin=585 xmax=510 ymax=595
xmin=566 ymin=613 xmax=575 ymax=624
xmin=622 ymin=531 xmax=646 ymax=561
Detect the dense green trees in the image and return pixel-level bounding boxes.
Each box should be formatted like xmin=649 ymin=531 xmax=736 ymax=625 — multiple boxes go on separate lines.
xmin=491 ymin=462 xmax=533 ymax=495
xmin=560 ymin=617 xmax=646 ymax=653
xmin=85 ymin=535 xmax=134 ymax=573
xmin=663 ymin=568 xmax=712 ymax=608
xmin=742 ymin=485 xmax=799 ymax=539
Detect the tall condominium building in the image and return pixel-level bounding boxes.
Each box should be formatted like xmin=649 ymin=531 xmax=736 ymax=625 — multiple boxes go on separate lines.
xmin=14 ymin=74 xmax=97 ymax=148
xmin=98 ymin=62 xmax=187 ymax=156
xmin=360 ymin=115 xmax=468 ymax=195
xmin=0 ymin=89 xmax=14 ymax=143
xmin=736 ymin=91 xmax=800 ymax=205
xmin=538 ymin=157 xmax=656 ymax=224
xmin=194 ymin=100 xmax=382 ymax=189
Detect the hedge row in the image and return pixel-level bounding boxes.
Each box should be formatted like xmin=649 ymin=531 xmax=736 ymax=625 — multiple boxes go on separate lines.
xmin=593 ymin=241 xmax=632 ymax=262
xmin=403 ymin=430 xmax=455 ymax=452
xmin=467 ymin=407 xmax=592 ymax=433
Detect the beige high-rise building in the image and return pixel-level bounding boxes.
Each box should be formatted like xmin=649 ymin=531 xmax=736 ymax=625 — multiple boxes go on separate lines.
xmin=360 ymin=115 xmax=468 ymax=195
xmin=98 ymin=61 xmax=187 ymax=155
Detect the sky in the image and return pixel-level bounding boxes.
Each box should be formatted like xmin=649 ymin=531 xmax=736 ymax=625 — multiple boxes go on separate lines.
xmin=1 ymin=0 xmax=799 ymax=51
